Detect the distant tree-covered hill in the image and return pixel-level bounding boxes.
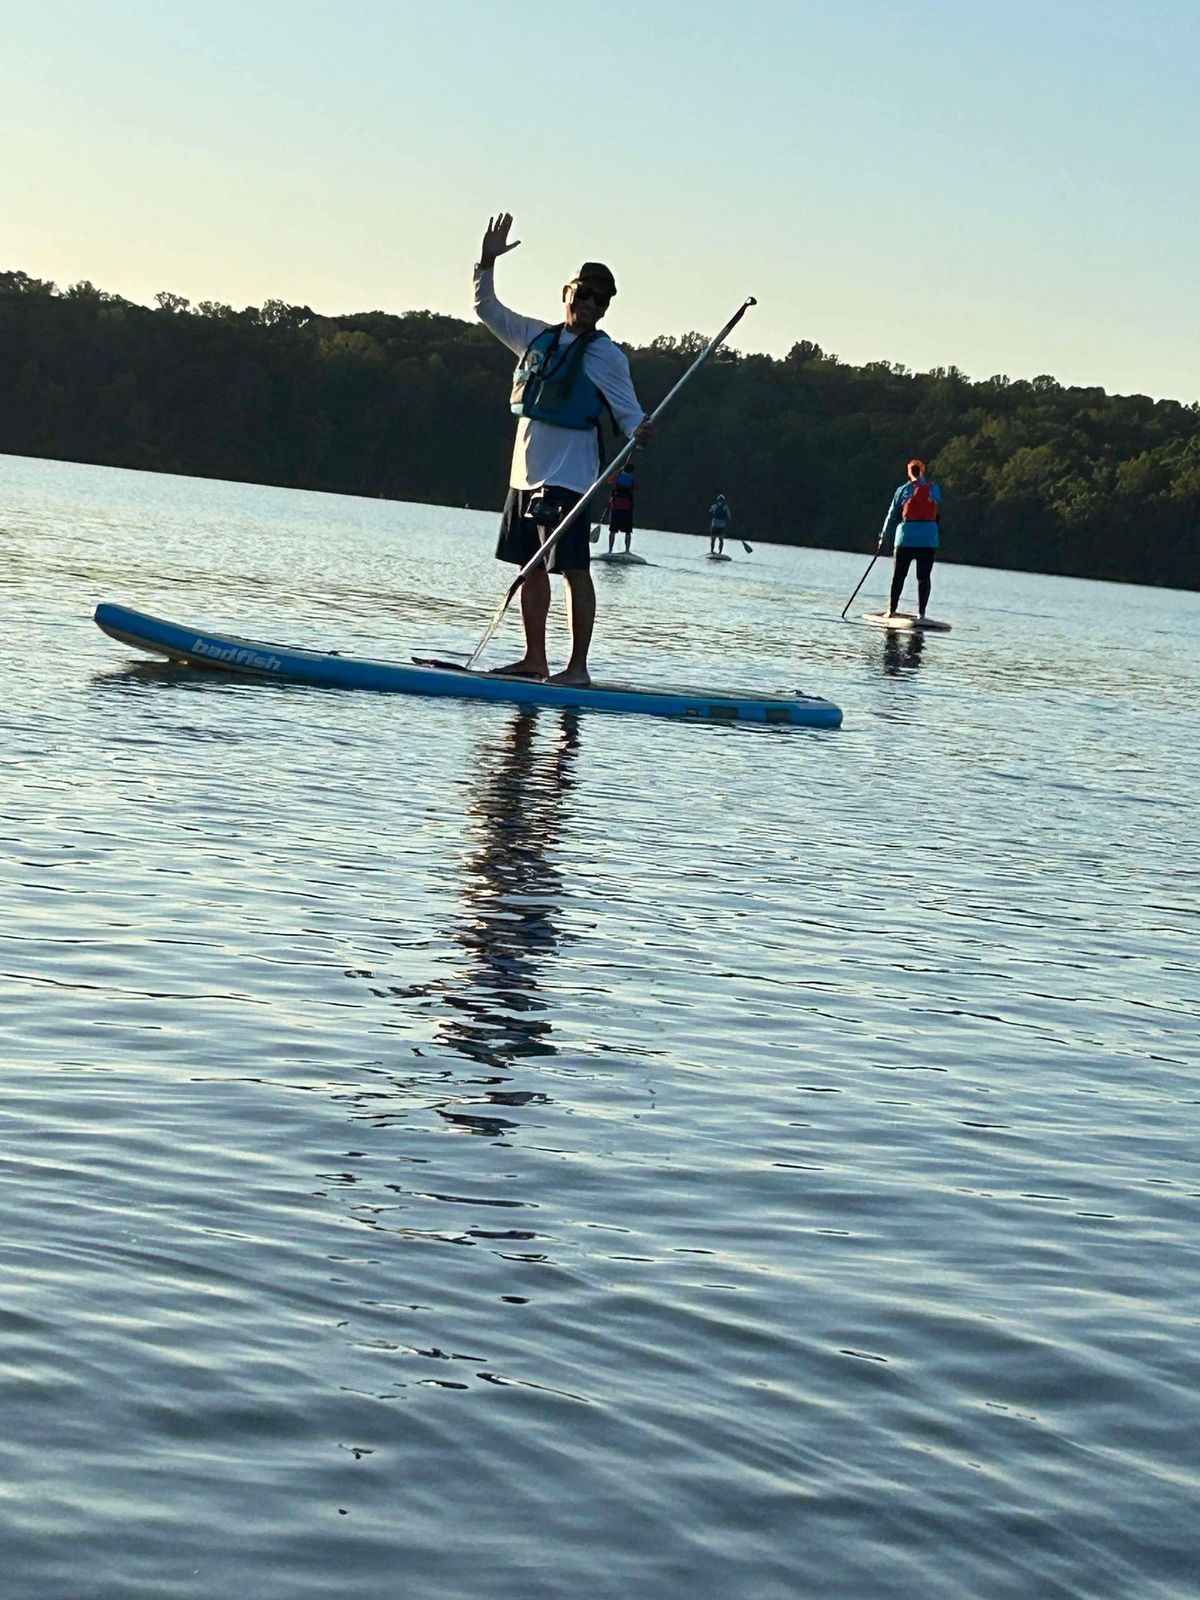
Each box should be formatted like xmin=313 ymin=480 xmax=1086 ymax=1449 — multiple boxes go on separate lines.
xmin=2 ymin=269 xmax=1197 ymax=589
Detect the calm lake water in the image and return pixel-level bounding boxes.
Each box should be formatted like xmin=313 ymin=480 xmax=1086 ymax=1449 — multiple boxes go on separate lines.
xmin=2 ymin=452 xmax=1198 ymax=1599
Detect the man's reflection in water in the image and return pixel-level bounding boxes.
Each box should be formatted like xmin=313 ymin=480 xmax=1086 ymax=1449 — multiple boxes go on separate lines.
xmin=332 ymin=709 xmax=582 ymax=1319
xmin=880 ymin=629 xmax=926 ymax=676
xmin=345 ymin=706 xmax=581 ymax=1143
xmin=441 ymin=706 xmax=580 ymax=1080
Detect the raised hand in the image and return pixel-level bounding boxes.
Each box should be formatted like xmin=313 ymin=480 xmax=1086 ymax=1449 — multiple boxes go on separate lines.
xmin=480 ymin=213 xmax=521 ymax=270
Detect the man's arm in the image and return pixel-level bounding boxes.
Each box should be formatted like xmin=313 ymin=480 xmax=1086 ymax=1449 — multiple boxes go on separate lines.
xmin=473 ymin=212 xmax=546 ymax=357
xmin=586 ymin=341 xmax=648 ymax=438
xmin=474 ymin=266 xmax=546 ymax=357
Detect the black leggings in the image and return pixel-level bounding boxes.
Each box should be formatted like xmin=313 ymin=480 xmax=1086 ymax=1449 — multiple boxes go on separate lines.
xmin=890 ymin=547 xmax=936 ymax=613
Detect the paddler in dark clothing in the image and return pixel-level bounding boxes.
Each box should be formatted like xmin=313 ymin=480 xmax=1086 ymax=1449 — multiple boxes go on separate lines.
xmin=606 ymin=465 xmax=637 ymax=553
xmin=709 ymin=494 xmax=731 ymax=554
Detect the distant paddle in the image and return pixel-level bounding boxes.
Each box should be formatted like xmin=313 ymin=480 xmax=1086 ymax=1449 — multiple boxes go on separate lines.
xmin=840 ymin=545 xmax=882 ymax=619
xmin=741 ymin=540 xmax=753 ymax=554
xmin=466 ymin=296 xmax=758 ymax=671
xmin=589 ymin=496 xmax=611 ymax=544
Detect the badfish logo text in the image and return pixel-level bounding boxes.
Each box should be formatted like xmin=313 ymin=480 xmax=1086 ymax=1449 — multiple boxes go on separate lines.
xmin=191 ymin=638 xmax=283 ymax=672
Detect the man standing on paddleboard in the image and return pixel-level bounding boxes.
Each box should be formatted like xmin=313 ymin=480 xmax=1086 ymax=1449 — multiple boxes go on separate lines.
xmin=878 ymin=459 xmax=941 ymax=619
xmin=475 ymin=213 xmax=650 ymax=686
xmin=709 ymin=494 xmax=731 ymax=554
xmin=606 ymin=464 xmax=638 ymax=555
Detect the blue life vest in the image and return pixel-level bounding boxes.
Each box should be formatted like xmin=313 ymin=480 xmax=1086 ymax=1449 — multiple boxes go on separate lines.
xmin=510 ymin=325 xmax=605 ymax=431
xmin=609 ymin=470 xmax=636 ymax=510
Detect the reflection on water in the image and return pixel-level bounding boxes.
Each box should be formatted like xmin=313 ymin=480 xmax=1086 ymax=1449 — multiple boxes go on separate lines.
xmin=449 ymin=708 xmax=579 ymax=1068
xmin=431 ymin=708 xmax=578 ymax=1139
xmin=346 ymin=708 xmax=579 ymax=1141
xmin=880 ymin=628 xmax=927 ymax=675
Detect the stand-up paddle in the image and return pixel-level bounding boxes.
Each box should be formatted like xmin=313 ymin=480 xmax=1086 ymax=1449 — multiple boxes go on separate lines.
xmin=840 ymin=545 xmax=881 ymax=619
xmin=466 ymin=296 xmax=758 ymax=670
xmin=589 ymin=497 xmax=612 ymax=544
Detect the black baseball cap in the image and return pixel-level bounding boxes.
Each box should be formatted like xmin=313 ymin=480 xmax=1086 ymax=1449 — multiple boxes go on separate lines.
xmin=570 ymin=262 xmax=617 ymax=298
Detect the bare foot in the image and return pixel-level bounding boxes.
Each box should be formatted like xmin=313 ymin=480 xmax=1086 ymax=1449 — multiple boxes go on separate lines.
xmin=490 ymin=658 xmax=547 ymax=679
xmin=547 ymin=666 xmax=591 ymax=687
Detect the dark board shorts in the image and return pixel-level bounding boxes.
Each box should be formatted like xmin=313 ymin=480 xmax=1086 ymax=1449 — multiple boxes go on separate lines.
xmin=609 ymin=506 xmax=634 ymax=535
xmin=496 ymin=486 xmax=592 ymax=572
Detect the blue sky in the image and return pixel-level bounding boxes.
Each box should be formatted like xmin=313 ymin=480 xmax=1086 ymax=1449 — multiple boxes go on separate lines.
xmin=6 ymin=0 xmax=1199 ymax=399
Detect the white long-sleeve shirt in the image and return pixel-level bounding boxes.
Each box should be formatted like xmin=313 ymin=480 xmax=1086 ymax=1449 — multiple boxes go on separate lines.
xmin=474 ymin=265 xmax=644 ymax=494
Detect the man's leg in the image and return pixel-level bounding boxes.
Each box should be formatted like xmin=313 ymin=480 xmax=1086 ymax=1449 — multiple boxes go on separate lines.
xmin=889 ymin=549 xmax=913 ymax=614
xmin=515 ymin=567 xmax=551 ymax=673
xmin=548 ymin=567 xmax=595 ymax=686
xmin=493 ymin=489 xmax=550 ymax=676
xmin=494 ymin=566 xmax=550 ymax=676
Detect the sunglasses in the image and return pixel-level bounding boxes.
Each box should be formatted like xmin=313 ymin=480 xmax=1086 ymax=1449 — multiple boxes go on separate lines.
xmin=570 ymin=284 xmax=611 ymax=308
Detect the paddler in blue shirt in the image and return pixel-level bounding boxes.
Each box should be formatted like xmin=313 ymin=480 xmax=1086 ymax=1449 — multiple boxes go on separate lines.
xmin=474 ymin=212 xmax=651 ymax=686
xmin=878 ymin=459 xmax=942 ymax=619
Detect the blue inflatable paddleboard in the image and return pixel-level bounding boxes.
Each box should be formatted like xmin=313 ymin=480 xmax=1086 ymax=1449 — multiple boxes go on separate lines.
xmin=94 ymin=604 xmax=843 ymax=728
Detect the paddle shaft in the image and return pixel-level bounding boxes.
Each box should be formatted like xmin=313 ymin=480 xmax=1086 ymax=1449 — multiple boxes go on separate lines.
xmin=466 ymin=296 xmax=758 ymax=670
xmin=840 ymin=546 xmax=883 ymax=619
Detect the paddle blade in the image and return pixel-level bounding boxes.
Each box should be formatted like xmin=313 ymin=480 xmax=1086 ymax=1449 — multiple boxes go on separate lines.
xmin=742 ymin=541 xmax=754 ymax=554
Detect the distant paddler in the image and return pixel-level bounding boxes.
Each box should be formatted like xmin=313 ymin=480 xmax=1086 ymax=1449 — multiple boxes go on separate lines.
xmin=474 ymin=213 xmax=651 ymax=686
xmin=708 ymin=494 xmax=731 ymax=554
xmin=606 ymin=464 xmax=638 ymax=555
xmin=877 ymin=459 xmax=942 ymax=620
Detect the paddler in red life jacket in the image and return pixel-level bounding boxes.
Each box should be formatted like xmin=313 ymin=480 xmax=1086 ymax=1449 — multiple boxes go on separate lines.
xmin=474 ymin=212 xmax=652 ymax=686
xmin=878 ymin=459 xmax=942 ymax=620
xmin=606 ymin=465 xmax=638 ymax=553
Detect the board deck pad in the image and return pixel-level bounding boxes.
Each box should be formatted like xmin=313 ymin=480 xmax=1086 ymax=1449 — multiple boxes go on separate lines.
xmin=862 ymin=612 xmax=952 ymax=632
xmin=94 ymin=603 xmax=843 ymax=728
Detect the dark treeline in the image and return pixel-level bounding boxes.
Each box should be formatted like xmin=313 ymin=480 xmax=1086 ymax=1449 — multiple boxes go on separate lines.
xmin=2 ymin=268 xmax=1197 ymax=589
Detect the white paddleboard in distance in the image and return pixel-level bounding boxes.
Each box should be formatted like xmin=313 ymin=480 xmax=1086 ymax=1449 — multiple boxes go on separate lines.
xmin=706 ymin=552 xmax=732 ymax=562
xmin=595 ymin=550 xmax=649 ymax=566
xmin=862 ymin=612 xmax=952 ymax=632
